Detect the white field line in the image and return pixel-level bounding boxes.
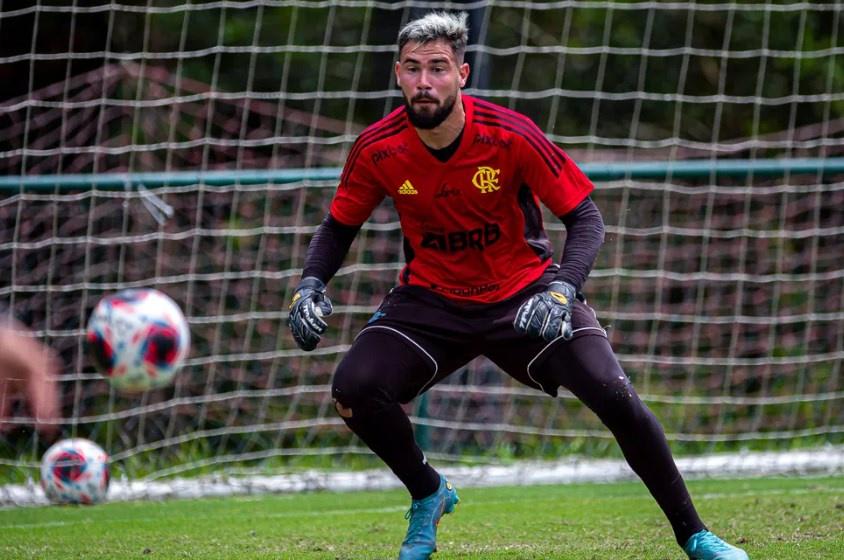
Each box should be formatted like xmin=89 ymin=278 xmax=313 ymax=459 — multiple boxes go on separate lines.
xmin=4 ymin=485 xmax=844 ymax=531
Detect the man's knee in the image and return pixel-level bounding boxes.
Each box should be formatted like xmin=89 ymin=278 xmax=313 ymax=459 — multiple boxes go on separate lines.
xmin=333 ymin=399 xmax=354 ymax=418
xmin=331 ymin=358 xmax=394 ymax=418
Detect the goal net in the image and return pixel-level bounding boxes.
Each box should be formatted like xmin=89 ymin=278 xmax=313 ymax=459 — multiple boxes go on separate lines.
xmin=1 ymin=1 xmax=842 ymax=504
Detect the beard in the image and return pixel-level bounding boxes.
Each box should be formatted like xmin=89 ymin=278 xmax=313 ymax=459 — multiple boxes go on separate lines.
xmin=404 ymin=92 xmax=457 ymax=130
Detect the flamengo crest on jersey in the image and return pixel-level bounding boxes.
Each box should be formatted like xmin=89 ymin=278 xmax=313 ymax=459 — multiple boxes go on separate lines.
xmin=472 ymin=166 xmax=501 ymax=193
xmin=330 ymin=96 xmax=594 ymax=303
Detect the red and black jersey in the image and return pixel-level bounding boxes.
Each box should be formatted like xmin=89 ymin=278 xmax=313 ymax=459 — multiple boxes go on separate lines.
xmin=330 ymin=95 xmax=593 ymax=303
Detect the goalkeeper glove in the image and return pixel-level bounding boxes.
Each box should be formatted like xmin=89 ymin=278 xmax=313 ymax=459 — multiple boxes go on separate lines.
xmin=287 ymin=277 xmax=333 ymax=351
xmin=513 ymin=280 xmax=576 ymax=341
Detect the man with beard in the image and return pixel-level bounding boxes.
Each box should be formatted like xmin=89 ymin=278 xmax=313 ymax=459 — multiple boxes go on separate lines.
xmin=288 ymin=11 xmax=749 ymax=560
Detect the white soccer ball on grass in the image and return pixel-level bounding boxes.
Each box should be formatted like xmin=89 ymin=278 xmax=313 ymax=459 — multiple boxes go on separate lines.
xmin=40 ymin=438 xmax=110 ymax=505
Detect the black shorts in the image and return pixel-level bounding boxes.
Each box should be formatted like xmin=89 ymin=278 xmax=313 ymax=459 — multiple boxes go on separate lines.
xmin=351 ymin=267 xmax=607 ymax=401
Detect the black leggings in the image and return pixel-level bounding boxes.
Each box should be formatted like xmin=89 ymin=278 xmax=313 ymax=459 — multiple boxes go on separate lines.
xmin=332 ymin=329 xmax=705 ymax=546
xmin=540 ymin=335 xmax=705 ymax=545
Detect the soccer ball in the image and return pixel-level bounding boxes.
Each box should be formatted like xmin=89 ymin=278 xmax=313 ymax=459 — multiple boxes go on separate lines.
xmin=86 ymin=288 xmax=190 ymax=392
xmin=40 ymin=438 xmax=110 ymax=505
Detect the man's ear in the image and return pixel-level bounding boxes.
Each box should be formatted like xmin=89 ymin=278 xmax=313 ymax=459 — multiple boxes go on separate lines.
xmin=459 ymin=62 xmax=470 ymax=88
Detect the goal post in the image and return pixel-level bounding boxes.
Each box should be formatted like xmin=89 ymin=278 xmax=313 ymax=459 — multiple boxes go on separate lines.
xmin=3 ymin=157 xmax=844 ymax=191
xmin=1 ymin=1 xmax=843 ymax=504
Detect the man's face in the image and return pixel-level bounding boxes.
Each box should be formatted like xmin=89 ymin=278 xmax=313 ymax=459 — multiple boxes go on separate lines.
xmin=395 ymin=39 xmax=469 ymax=129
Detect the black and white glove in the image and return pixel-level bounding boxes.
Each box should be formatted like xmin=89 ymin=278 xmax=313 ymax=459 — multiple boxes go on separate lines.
xmin=287 ymin=277 xmax=333 ymax=351
xmin=513 ymin=280 xmax=576 ymax=341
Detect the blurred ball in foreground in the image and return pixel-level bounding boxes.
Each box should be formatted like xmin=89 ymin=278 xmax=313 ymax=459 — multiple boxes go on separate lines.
xmin=86 ymin=288 xmax=190 ymax=392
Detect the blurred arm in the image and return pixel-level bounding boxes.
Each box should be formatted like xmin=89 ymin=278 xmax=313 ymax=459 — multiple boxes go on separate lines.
xmin=0 ymin=319 xmax=60 ymax=435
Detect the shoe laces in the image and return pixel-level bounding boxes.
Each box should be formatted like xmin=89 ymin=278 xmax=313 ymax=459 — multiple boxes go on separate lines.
xmin=403 ymin=501 xmax=430 ymax=542
xmin=404 ymin=501 xmax=420 ymax=521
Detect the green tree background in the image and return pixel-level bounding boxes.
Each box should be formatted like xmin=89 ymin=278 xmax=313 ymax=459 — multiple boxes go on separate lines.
xmin=2 ymin=0 xmax=841 ymax=164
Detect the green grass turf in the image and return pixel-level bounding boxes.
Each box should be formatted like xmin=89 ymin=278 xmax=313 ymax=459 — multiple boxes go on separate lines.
xmin=1 ymin=476 xmax=842 ymax=559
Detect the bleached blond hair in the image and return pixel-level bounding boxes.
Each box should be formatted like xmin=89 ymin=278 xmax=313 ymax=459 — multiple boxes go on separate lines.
xmin=397 ymin=11 xmax=469 ymax=62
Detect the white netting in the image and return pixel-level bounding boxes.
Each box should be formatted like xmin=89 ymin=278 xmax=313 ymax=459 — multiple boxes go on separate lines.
xmin=0 ymin=1 xmax=842 ymax=502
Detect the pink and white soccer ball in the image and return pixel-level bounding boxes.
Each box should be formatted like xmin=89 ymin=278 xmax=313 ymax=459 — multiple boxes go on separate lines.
xmin=86 ymin=288 xmax=190 ymax=392
xmin=40 ymin=438 xmax=110 ymax=505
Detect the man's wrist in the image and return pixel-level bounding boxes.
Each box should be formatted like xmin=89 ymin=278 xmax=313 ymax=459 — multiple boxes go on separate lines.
xmin=549 ymin=279 xmax=577 ymax=297
xmin=297 ymin=276 xmax=326 ymax=293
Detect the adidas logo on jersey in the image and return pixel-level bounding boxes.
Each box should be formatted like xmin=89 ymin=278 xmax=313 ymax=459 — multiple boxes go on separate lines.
xmin=398 ymin=180 xmax=418 ymax=195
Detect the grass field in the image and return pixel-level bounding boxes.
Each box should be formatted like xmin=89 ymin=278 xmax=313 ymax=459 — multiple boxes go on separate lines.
xmin=1 ymin=475 xmax=842 ymax=559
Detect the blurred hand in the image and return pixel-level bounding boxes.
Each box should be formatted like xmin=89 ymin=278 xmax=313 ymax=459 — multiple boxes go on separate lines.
xmin=0 ymin=321 xmax=60 ymax=435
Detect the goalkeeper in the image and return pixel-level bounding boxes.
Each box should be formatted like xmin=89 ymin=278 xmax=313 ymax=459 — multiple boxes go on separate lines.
xmin=289 ymin=11 xmax=748 ymax=560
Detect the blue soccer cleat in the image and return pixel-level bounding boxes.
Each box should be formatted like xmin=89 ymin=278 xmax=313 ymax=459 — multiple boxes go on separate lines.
xmin=398 ymin=475 xmax=459 ymax=560
xmin=683 ymin=529 xmax=749 ymax=560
